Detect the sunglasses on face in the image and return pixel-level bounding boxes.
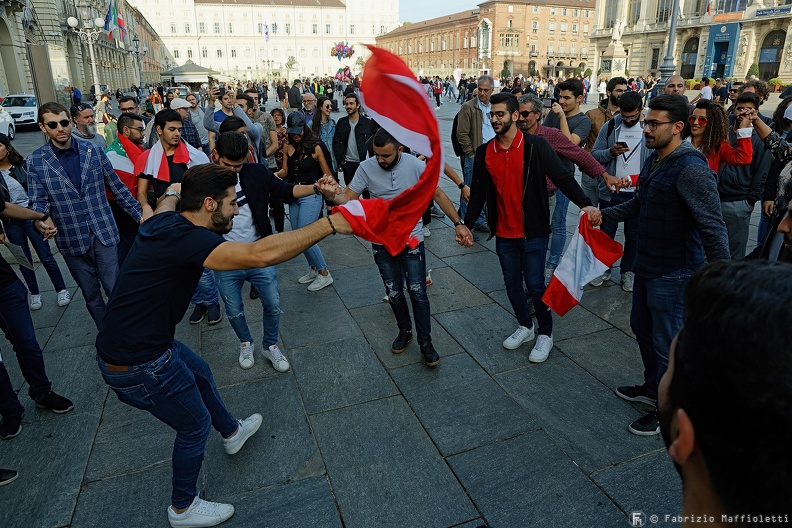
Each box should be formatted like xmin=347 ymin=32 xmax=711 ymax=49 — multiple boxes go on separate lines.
xmin=688 ymin=116 xmax=708 ymax=125
xmin=519 ymin=110 xmax=539 ymax=117
xmin=44 ymin=119 xmax=71 ymax=129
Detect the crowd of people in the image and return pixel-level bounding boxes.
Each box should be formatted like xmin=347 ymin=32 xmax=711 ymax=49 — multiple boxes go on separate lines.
xmin=0 ymin=66 xmax=790 ymax=527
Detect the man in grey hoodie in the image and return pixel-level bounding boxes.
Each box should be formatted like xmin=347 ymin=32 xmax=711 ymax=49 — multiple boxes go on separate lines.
xmin=601 ymin=95 xmax=730 ymax=437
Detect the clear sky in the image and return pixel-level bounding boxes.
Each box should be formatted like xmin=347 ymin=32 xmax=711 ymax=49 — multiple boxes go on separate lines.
xmin=399 ymin=0 xmax=480 ymax=23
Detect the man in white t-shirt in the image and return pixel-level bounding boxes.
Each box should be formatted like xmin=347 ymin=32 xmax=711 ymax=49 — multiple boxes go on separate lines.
xmin=318 ymin=128 xmax=473 ymax=367
xmin=690 ymin=77 xmax=713 ymax=105
xmin=591 ymin=92 xmax=653 ymax=292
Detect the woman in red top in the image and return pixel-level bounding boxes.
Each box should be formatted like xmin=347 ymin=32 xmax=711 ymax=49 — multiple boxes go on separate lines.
xmin=688 ymin=100 xmax=753 ymax=172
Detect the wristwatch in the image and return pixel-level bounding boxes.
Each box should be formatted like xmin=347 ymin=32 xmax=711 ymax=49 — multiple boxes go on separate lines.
xmin=165 ymin=190 xmax=181 ymax=200
xmin=453 ymin=220 xmax=464 ymax=227
xmin=457 ymin=182 xmax=466 ymax=190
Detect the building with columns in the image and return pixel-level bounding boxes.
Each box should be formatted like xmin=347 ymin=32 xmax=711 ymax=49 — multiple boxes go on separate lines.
xmin=128 ymin=0 xmax=401 ymax=80
xmin=589 ymin=0 xmax=792 ymax=82
xmin=376 ymin=0 xmax=597 ymax=80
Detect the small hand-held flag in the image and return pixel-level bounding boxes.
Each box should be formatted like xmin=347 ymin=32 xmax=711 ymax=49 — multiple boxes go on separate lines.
xmin=331 ymin=46 xmax=444 ymax=256
xmin=542 ymin=213 xmax=623 ymax=316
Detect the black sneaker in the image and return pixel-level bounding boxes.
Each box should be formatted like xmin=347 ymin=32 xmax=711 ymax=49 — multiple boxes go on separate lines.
xmin=391 ymin=330 xmax=412 ymax=354
xmin=0 ymin=415 xmax=22 ymax=440
xmin=189 ymin=304 xmax=207 ymax=324
xmin=207 ymin=304 xmax=223 ymax=325
xmin=420 ymin=343 xmax=440 ymax=367
xmin=628 ymin=409 xmax=660 ymax=436
xmin=0 ymin=468 xmax=18 ymax=486
xmin=35 ymin=391 xmax=74 ymax=414
xmin=250 ymin=285 xmax=259 ymax=300
xmin=615 ymin=385 xmax=657 ymax=406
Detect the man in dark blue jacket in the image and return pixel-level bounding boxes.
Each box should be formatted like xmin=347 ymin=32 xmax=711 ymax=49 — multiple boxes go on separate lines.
xmin=602 ymin=95 xmax=730 ymax=436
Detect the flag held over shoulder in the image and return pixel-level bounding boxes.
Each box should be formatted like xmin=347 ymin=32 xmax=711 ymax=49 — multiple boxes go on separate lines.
xmin=542 ymin=212 xmax=623 ymax=316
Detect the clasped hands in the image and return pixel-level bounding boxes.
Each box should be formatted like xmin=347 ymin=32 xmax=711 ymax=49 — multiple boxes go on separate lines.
xmin=34 ymin=218 xmax=57 ymax=240
xmin=602 ymin=172 xmax=632 ymax=193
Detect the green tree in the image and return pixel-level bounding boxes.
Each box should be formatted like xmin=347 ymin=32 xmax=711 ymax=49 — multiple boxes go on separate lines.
xmin=584 ymin=68 xmax=592 ymax=78
xmin=746 ymin=63 xmax=759 ymax=79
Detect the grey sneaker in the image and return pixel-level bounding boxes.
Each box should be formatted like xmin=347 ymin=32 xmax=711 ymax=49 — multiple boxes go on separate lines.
xmin=621 ymin=271 xmax=635 ymax=292
xmin=263 ymin=345 xmax=290 ymax=372
xmin=589 ymin=269 xmax=611 ymax=287
xmin=238 ymin=342 xmax=254 ymax=370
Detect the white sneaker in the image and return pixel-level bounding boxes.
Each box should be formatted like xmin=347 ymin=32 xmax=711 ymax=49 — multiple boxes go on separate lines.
xmin=29 ymin=294 xmax=42 ymax=311
xmin=382 ymin=294 xmax=390 ymax=303
xmin=503 ymin=325 xmax=535 ymax=350
xmin=222 ymin=413 xmax=263 ymax=455
xmin=262 ymin=345 xmax=290 ymax=372
xmin=238 ymin=342 xmax=254 ymax=370
xmin=307 ymin=271 xmax=333 ymax=292
xmin=621 ymin=271 xmax=635 ymax=292
xmin=297 ymin=269 xmax=318 ymax=284
xmin=423 ymin=226 xmax=431 ymax=237
xmin=529 ymin=334 xmax=554 ymax=363
xmin=56 ymin=289 xmax=71 ymax=307
xmin=168 ymin=496 xmax=235 ymax=527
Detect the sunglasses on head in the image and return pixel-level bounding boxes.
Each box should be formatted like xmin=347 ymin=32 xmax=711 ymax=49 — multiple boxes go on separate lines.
xmin=43 ymin=119 xmax=71 ymax=129
xmin=688 ymin=116 xmax=708 ymax=125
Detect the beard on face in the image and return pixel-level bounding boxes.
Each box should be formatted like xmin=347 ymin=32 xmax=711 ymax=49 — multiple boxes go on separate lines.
xmin=610 ymin=93 xmax=620 ymax=107
xmin=85 ymin=124 xmax=98 ymax=136
xmin=209 ymin=207 xmax=233 ymax=234
xmin=378 ymin=152 xmax=400 ymax=171
xmin=496 ymin=116 xmax=513 ymax=135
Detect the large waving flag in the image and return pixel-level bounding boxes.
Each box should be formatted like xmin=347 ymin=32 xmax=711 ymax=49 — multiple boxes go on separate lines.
xmin=332 ymin=45 xmax=443 ymax=256
xmin=104 ymin=0 xmax=118 ymax=33
xmin=117 ymin=8 xmax=127 ymax=39
xmin=542 ymin=213 xmax=623 ymax=316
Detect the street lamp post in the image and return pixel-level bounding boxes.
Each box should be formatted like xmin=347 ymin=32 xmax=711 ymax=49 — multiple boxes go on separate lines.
xmin=132 ymin=36 xmax=145 ymax=87
xmin=67 ymin=14 xmax=106 ymax=99
xmin=657 ymin=0 xmax=683 ymax=91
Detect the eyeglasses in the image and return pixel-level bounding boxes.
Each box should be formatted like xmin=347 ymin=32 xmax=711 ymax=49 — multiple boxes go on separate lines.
xmin=130 ymin=127 xmax=145 ymax=132
xmin=487 ymin=111 xmax=509 ymax=119
xmin=519 ymin=110 xmax=540 ymax=117
xmin=643 ymin=120 xmax=676 ymax=131
xmin=688 ymin=116 xmax=708 ymax=125
xmin=43 ymin=119 xmax=71 ymax=129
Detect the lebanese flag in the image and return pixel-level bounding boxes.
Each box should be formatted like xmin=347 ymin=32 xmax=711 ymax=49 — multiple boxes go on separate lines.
xmin=105 ymin=135 xmax=143 ymax=200
xmin=331 ymin=45 xmax=443 ymax=256
xmin=134 ymin=139 xmax=209 ymax=183
xmin=542 ymin=212 xmax=623 ymax=316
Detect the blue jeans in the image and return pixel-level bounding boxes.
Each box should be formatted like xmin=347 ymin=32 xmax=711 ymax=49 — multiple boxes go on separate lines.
xmin=496 ymin=236 xmax=552 ymax=336
xmin=374 ymin=242 xmax=431 ymax=345
xmin=630 ymin=270 xmax=692 ymax=398
xmin=190 ymin=268 xmax=219 ymax=306
xmin=757 ymin=213 xmax=771 ymax=246
xmin=601 ymin=193 xmax=639 ymax=273
xmin=97 ymin=341 xmax=238 ymax=509
xmin=215 ymin=267 xmax=280 ymax=347
xmin=289 ymin=194 xmax=327 ymax=270
xmin=4 ymin=219 xmax=67 ymax=295
xmin=460 ymin=155 xmax=486 ymax=227
xmin=0 ymin=279 xmax=52 ymax=413
xmin=547 ymin=189 xmax=570 ymax=268
xmin=62 ymin=234 xmax=118 ymax=327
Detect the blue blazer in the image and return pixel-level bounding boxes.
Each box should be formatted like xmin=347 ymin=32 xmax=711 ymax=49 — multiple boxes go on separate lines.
xmin=27 ymin=138 xmax=142 ymax=257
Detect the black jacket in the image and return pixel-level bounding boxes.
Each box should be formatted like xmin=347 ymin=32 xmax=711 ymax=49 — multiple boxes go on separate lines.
xmin=465 ymin=131 xmax=592 ymax=239
xmin=238 ymin=163 xmax=297 ymax=238
xmin=332 ymin=114 xmax=378 ymax=168
xmin=287 ymin=86 xmax=303 ymax=108
xmin=746 ymin=208 xmax=791 ymax=263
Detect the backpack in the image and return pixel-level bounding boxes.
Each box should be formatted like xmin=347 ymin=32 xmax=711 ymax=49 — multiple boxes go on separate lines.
xmin=451 ymin=112 xmax=464 ymax=157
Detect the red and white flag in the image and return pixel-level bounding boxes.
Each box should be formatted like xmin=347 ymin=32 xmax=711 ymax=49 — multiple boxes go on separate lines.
xmin=332 ymin=45 xmax=443 ymax=256
xmin=542 ymin=212 xmax=623 ymax=316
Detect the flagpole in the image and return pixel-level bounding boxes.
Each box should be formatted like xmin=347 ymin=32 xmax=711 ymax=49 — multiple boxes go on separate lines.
xmin=657 ymin=0 xmax=682 ymax=91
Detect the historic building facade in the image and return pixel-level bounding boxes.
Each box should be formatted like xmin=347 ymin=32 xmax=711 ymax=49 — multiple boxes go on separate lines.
xmin=128 ymin=0 xmax=401 ymax=79
xmin=589 ymin=0 xmax=792 ymax=82
xmin=376 ymin=0 xmax=597 ymax=80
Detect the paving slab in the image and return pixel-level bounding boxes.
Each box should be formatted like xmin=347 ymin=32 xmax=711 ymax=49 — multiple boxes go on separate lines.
xmin=198 ymin=323 xmax=284 ymax=388
xmin=43 ymin=291 xmax=100 ymax=351
xmin=204 ymin=377 xmax=324 ymax=498
xmin=443 ymin=251 xmax=505 ymax=293
xmin=312 ymin=234 xmax=376 ymax=270
xmin=0 ymin=412 xmax=99 ymax=528
xmin=28 ymin=287 xmax=75 ymax=330
xmin=349 ymin=303 xmax=465 ymax=369
xmin=216 ymin=476 xmax=343 ymax=528
xmin=434 ymin=303 xmax=535 ymax=374
xmin=578 ymin=282 xmax=635 ymax=337
xmin=391 ymin=353 xmax=536 ymax=456
xmin=495 ymin=356 xmax=664 ymax=473
xmin=426 ymin=266 xmax=493 ymax=314
xmin=329 ymin=263 xmax=387 ymax=310
xmin=290 ymin=334 xmax=397 ymax=414
xmin=425 ymin=225 xmax=487 ymax=258
xmin=448 ymin=431 xmax=626 ymax=527
xmin=277 ymin=284 xmax=361 ymax=350
xmin=310 ymin=396 xmax=478 ymax=528
xmin=592 ymin=449 xmax=683 ymax=527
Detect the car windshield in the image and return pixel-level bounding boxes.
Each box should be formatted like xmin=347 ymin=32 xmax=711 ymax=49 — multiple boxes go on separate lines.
xmin=1 ymin=96 xmax=36 ymax=107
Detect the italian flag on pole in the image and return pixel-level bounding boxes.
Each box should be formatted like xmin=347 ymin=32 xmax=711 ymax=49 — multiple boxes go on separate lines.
xmin=542 ymin=212 xmax=624 ymax=316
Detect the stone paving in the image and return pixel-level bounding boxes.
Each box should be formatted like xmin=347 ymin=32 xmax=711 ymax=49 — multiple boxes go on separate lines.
xmin=0 ymin=93 xmax=770 ymax=527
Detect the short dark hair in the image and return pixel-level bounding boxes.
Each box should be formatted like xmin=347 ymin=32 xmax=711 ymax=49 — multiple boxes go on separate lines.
xmin=180 ymin=163 xmax=239 ymax=213
xmin=648 ymin=94 xmax=690 ymax=127
xmin=701 ymin=76 xmax=710 ymax=86
xmin=270 ymin=107 xmax=285 ymax=122
xmin=607 ymin=76 xmax=628 ymax=93
xmin=219 ymin=115 xmax=246 ymax=134
xmin=154 ymin=108 xmax=182 ymax=131
xmin=666 ymin=260 xmax=792 ymax=515
xmin=118 ymin=96 xmax=138 ymax=107
xmin=372 ymin=127 xmax=401 ymax=149
xmin=69 ymin=103 xmax=93 ymax=119
xmin=344 ymin=93 xmax=360 ymax=105
xmin=39 ymin=102 xmax=70 ymax=123
xmin=557 ymin=78 xmax=584 ymax=98
xmin=215 ymin=131 xmax=250 ymax=162
xmin=489 ymin=92 xmax=519 ymax=114
xmin=734 ymin=92 xmax=761 ymax=110
xmin=243 ymin=88 xmax=258 ymax=96
xmin=236 ymin=93 xmax=255 ymax=111
xmin=618 ymin=91 xmax=643 ymax=113
xmin=740 ymin=79 xmax=770 ymax=102
xmin=117 ymin=112 xmax=143 ymax=134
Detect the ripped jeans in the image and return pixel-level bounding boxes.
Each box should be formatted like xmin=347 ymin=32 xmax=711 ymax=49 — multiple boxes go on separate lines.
xmin=373 ymin=242 xmax=431 ymax=345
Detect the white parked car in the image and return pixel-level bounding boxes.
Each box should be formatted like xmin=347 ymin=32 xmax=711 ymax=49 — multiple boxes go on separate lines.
xmin=1 ymin=93 xmax=37 ymax=130
xmin=0 ymin=107 xmax=14 ymax=139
